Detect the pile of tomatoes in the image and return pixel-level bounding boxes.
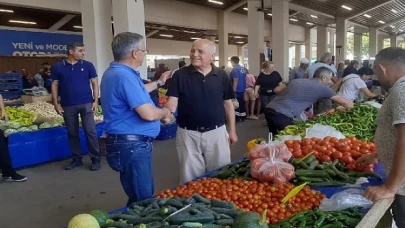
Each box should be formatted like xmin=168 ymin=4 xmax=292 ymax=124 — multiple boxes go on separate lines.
xmin=155 ymin=178 xmax=325 ymax=224
xmin=285 ymin=136 xmax=377 ymax=172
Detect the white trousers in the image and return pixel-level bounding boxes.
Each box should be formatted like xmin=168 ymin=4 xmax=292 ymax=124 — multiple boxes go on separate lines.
xmin=176 ymin=125 xmax=231 ymax=184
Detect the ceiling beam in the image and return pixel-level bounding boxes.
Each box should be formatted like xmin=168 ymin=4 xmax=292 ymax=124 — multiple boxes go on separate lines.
xmin=146 ymin=30 xmax=159 ymax=38
xmin=344 ymin=0 xmax=394 ymax=20
xmin=224 ymin=0 xmax=247 ymax=13
xmin=288 ymin=3 xmax=334 ymax=19
xmin=48 ymin=14 xmax=76 ymax=31
xmin=376 ymin=17 xmax=405 ymax=29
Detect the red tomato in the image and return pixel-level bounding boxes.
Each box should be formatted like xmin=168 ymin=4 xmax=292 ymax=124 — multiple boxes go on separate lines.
xmin=360 ymin=148 xmax=370 ymax=154
xmin=347 ymin=164 xmax=356 ymax=171
xmin=330 ymin=137 xmax=339 ymax=143
xmin=318 ymin=146 xmax=327 ymax=153
xmin=351 ymin=146 xmax=361 ymax=152
xmin=324 ymin=150 xmax=333 ymax=156
xmin=351 ymin=151 xmax=362 ymax=159
xmin=332 ymin=151 xmax=343 ymax=160
xmin=321 ymin=155 xmax=332 ymax=162
xmin=342 ymin=155 xmax=355 ymax=164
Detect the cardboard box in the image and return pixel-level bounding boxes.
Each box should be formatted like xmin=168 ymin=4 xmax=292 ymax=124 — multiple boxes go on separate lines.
xmin=21 ymin=95 xmax=52 ymax=103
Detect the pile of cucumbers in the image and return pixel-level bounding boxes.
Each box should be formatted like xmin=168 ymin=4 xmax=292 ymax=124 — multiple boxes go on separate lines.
xmin=289 ymin=156 xmax=382 ymax=187
xmin=271 ymin=207 xmax=363 ymax=228
xmin=101 ymin=194 xmax=244 ymax=228
xmin=208 ymin=160 xmax=252 ymax=180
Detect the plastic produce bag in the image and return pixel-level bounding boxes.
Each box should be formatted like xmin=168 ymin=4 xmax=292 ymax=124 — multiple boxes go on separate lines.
xmin=248 ymin=133 xmax=292 ymax=162
xmin=319 ymin=188 xmax=374 ymax=211
xmin=305 ymin=124 xmax=346 ymax=139
xmin=257 ymin=158 xmax=295 ymax=183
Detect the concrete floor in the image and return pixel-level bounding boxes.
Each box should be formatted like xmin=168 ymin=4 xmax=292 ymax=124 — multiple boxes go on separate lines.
xmin=0 ymin=119 xmax=268 ymax=228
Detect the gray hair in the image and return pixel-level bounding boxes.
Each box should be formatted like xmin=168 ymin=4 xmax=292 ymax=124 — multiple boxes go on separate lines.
xmin=67 ymin=42 xmax=84 ymax=54
xmin=193 ymin=39 xmax=216 ymax=54
xmin=320 ymin=52 xmax=333 ymax=62
xmin=313 ymin=66 xmax=333 ymax=79
xmin=111 ymin=32 xmax=143 ymax=61
xmin=375 ymin=47 xmax=405 ymax=66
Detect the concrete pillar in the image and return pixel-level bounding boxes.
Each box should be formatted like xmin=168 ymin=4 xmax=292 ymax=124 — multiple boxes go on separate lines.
xmin=248 ymin=0 xmax=264 ymax=76
xmin=305 ymin=27 xmax=313 ymax=61
xmin=353 ymin=28 xmax=362 ymax=63
xmin=81 ymin=0 xmax=113 ymax=83
xmin=378 ymin=38 xmax=384 ymax=52
xmin=205 ymin=36 xmax=216 ymax=42
xmin=369 ymin=28 xmax=378 ymax=59
xmin=218 ymin=11 xmax=229 ymax=68
xmin=329 ymin=30 xmax=335 ymax=56
xmin=295 ymin=44 xmax=302 ymax=67
xmin=271 ymin=0 xmax=289 ymax=81
xmin=335 ymin=17 xmax=347 ymax=63
xmin=112 ymin=0 xmax=147 ymax=78
xmin=390 ymin=35 xmax=398 ymax=47
xmin=317 ymin=25 xmax=328 ymax=60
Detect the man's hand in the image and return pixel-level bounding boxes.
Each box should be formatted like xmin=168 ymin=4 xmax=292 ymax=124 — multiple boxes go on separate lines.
xmin=1 ymin=112 xmax=8 ymax=121
xmin=356 ymin=153 xmax=379 ymax=166
xmin=92 ymin=102 xmax=98 ymax=112
xmin=363 ymin=185 xmax=396 ymax=202
xmin=228 ymin=130 xmax=238 ymax=146
xmin=54 ymin=104 xmax=64 ymax=115
xmin=159 ymin=71 xmax=172 ymax=84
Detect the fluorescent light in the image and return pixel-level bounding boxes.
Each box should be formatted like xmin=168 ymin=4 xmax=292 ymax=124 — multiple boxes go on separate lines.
xmin=378 ymin=20 xmax=385 ymax=24
xmin=390 ymin=25 xmax=395 ymax=28
xmin=208 ymin=0 xmax=223 ymax=5
xmin=243 ymin=7 xmax=248 ymax=11
xmin=290 ymin=18 xmax=298 ymax=22
xmin=0 ymin=9 xmax=13 ymax=13
xmin=310 ymin=15 xmax=317 ymax=18
xmin=306 ymin=22 xmax=314 ymax=25
xmin=400 ymin=29 xmax=404 ymax=32
xmin=215 ymin=40 xmax=219 ymax=42
xmin=341 ymin=5 xmax=352 ymax=11
xmin=9 ymin=20 xmax=36 ymax=25
xmin=236 ymin=41 xmax=244 ymax=44
xmin=190 ymin=37 xmax=200 ymax=40
xmin=73 ymin=25 xmax=82 ymax=29
xmin=183 ymin=30 xmax=196 ymax=34
xmin=111 ymin=21 xmax=114 ymax=24
xmin=364 ymin=14 xmax=371 ymax=18
xmin=159 ymin=34 xmax=173 ymax=38
xmin=233 ymin=36 xmax=244 ymax=38
xmin=267 ymin=13 xmax=272 ymax=16
xmin=391 ymin=9 xmax=398 ymax=13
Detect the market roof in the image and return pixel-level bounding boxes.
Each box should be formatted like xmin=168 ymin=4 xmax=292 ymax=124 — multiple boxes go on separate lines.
xmin=0 ymin=0 xmax=404 ymax=43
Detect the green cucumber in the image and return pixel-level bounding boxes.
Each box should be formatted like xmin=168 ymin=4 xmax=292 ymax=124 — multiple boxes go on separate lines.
xmin=211 ymin=199 xmax=235 ymax=209
xmin=202 ymin=224 xmax=223 ymax=228
xmin=190 ymin=208 xmax=201 ymax=215
xmin=192 ymin=194 xmax=211 ymax=204
xmin=181 ymin=222 xmax=203 ymax=228
xmin=297 ymin=176 xmax=324 ymax=182
xmin=304 ymin=155 xmax=317 ymax=165
xmin=168 ymin=212 xmax=215 ymax=225
xmin=295 ymin=170 xmax=330 ymax=178
xmin=101 ymin=222 xmax=133 ymax=228
xmin=308 ymin=160 xmax=319 ymax=170
xmin=211 ymin=207 xmax=242 ymax=218
xmin=325 ymin=168 xmax=336 ymax=177
xmin=146 ymin=221 xmax=164 ymax=228
xmin=309 ymin=181 xmax=347 ymax=187
xmin=214 ymin=218 xmax=234 ymax=226
xmin=331 ymin=160 xmax=349 ymax=180
xmin=128 ymin=217 xmax=163 ymax=225
xmin=165 ymin=199 xmax=184 ymax=208
xmin=110 ymin=214 xmax=141 ymax=221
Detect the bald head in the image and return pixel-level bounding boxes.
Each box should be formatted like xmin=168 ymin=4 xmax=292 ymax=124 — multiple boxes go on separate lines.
xmin=190 ymin=39 xmax=216 ymax=68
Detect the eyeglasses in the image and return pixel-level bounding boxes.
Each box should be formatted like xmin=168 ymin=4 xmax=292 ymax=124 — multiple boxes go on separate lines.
xmin=137 ymin=49 xmax=149 ymax=54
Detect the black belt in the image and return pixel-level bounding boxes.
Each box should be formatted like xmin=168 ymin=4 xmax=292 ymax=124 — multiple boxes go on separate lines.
xmin=106 ymin=134 xmax=153 ymax=143
xmin=178 ymin=123 xmax=224 ymax=133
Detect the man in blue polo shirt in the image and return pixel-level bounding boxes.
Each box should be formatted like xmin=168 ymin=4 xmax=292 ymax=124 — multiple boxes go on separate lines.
xmin=101 ymin=32 xmax=172 ymax=206
xmin=230 ymin=56 xmax=247 ymax=122
xmin=51 ymin=42 xmax=101 ymax=171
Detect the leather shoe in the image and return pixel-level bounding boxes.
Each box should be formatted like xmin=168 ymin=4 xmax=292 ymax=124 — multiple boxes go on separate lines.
xmin=91 ymin=159 xmax=101 ymax=171
xmin=64 ymin=159 xmax=83 ymax=170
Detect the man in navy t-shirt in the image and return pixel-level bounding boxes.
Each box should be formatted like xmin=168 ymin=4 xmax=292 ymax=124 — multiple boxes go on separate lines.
xmin=51 ymin=42 xmax=101 ymax=171
xmin=230 ymin=56 xmax=247 ymax=122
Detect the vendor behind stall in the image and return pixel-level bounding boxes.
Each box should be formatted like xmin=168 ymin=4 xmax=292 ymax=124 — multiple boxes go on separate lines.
xmin=0 ymin=94 xmax=27 ymax=182
xmin=264 ymin=67 xmax=353 ymax=136
xmin=337 ymin=73 xmax=377 ymax=102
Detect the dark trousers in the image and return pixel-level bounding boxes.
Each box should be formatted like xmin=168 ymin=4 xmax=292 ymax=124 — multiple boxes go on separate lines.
xmin=260 ymin=94 xmax=276 ymax=108
xmin=0 ymin=130 xmax=15 ymax=176
xmin=235 ymin=92 xmax=246 ymax=121
xmin=105 ymin=138 xmax=154 ymax=206
xmin=264 ymin=108 xmax=294 ymax=136
xmin=62 ymin=103 xmax=100 ymax=160
xmin=393 ymin=194 xmax=405 ymax=228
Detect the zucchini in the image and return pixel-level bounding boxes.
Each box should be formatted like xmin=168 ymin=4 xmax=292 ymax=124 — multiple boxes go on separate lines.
xmin=298 ymin=161 xmax=310 ymax=169
xmin=325 ymin=168 xmax=336 ymax=177
xmin=181 ymin=222 xmax=203 ymax=228
xmin=330 ymin=160 xmax=349 ymax=180
xmin=211 ymin=200 xmax=235 ymax=209
xmin=211 ymin=207 xmax=242 ymax=218
xmin=165 ymin=199 xmax=184 ymax=208
xmin=314 ymin=164 xmax=326 ymax=170
xmin=308 ymin=160 xmax=319 ymax=170
xmin=297 ymin=176 xmax=324 ymax=182
xmin=304 ymin=155 xmax=317 ymax=165
xmin=101 ymin=221 xmax=133 ymax=228
xmin=168 ymin=212 xmax=215 ymax=225
xmin=128 ymin=217 xmax=163 ymax=225
xmin=146 ymin=221 xmax=164 ymax=228
xmin=214 ymin=219 xmax=234 ymax=226
xmin=295 ymin=170 xmax=330 ymax=178
xmin=192 ymin=194 xmax=211 ymax=204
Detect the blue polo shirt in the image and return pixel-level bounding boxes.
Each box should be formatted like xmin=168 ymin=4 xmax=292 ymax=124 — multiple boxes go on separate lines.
xmin=51 ymin=60 xmax=96 ymax=106
xmin=100 ymin=62 xmax=160 ymax=137
xmin=230 ymin=65 xmax=246 ymax=93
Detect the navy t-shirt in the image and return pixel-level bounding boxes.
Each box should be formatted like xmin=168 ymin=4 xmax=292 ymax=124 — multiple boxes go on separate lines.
xmin=51 ymin=60 xmax=97 ymax=106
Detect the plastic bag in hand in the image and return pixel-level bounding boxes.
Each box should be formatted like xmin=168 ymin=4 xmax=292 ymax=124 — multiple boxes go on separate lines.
xmin=319 ymin=188 xmax=374 ymax=211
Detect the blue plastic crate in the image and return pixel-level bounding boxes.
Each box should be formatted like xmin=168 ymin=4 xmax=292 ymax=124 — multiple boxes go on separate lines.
xmin=0 ymin=72 xmax=22 ymax=80
xmin=0 ymin=89 xmax=23 ymax=99
xmin=156 ymin=123 xmax=178 ymax=140
xmin=0 ymin=82 xmax=22 ymax=90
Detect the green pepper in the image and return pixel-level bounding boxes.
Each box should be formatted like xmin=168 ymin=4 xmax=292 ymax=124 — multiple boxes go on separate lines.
xmin=314 ymin=214 xmax=326 ymax=227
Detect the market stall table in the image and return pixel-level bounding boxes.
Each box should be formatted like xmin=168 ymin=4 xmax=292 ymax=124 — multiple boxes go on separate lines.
xmin=9 ymin=122 xmax=105 ymax=168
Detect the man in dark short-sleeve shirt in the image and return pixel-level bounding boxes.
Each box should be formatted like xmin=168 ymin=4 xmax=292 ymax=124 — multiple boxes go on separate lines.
xmin=165 ymin=39 xmax=238 ymax=184
xmin=51 ymin=42 xmax=101 ymax=171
